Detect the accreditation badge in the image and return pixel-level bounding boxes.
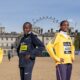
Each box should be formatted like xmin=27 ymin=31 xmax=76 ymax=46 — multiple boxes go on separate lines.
xmin=20 ymin=44 xmax=28 ymax=51
xmin=63 ymin=42 xmax=71 ymax=54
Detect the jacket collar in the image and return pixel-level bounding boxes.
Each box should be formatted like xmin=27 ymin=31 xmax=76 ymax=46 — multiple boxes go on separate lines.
xmin=60 ymin=31 xmax=69 ymax=39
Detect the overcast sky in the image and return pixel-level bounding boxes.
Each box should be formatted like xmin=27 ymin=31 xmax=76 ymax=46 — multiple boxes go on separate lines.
xmin=0 ymin=0 xmax=80 ymax=32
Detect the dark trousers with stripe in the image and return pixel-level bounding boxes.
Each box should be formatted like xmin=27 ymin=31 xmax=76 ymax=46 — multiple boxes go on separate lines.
xmin=20 ymin=60 xmax=35 ymax=80
xmin=56 ymin=64 xmax=72 ymax=80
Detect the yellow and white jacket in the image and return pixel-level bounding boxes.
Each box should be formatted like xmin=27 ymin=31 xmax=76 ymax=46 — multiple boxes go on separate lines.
xmin=46 ymin=31 xmax=75 ymax=65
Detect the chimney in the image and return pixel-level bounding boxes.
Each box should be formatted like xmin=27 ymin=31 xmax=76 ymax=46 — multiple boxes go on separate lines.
xmin=48 ymin=30 xmax=50 ymax=33
xmin=74 ymin=30 xmax=78 ymax=36
xmin=51 ymin=28 xmax=53 ymax=33
xmin=41 ymin=28 xmax=43 ymax=34
xmin=39 ymin=30 xmax=41 ymax=34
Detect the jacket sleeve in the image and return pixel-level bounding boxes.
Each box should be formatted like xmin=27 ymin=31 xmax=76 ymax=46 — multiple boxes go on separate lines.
xmin=0 ymin=48 xmax=3 ymax=64
xmin=46 ymin=34 xmax=60 ymax=62
xmin=31 ymin=35 xmax=44 ymax=57
xmin=16 ymin=44 xmax=20 ymax=57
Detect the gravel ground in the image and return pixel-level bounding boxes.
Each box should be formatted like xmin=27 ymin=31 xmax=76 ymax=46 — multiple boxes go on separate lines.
xmin=0 ymin=56 xmax=80 ymax=80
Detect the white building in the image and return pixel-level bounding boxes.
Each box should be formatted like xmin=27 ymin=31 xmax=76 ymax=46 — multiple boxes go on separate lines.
xmin=0 ymin=27 xmax=75 ymax=55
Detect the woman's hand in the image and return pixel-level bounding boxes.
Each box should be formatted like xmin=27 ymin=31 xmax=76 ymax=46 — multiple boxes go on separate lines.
xmin=60 ymin=58 xmax=64 ymax=63
xmin=24 ymin=55 xmax=30 ymax=60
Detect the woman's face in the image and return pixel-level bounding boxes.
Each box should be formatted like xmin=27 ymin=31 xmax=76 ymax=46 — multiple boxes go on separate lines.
xmin=23 ymin=24 xmax=32 ymax=34
xmin=60 ymin=21 xmax=69 ymax=32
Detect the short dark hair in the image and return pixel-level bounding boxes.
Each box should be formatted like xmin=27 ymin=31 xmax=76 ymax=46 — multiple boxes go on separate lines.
xmin=23 ymin=22 xmax=32 ymax=28
xmin=60 ymin=20 xmax=69 ymax=26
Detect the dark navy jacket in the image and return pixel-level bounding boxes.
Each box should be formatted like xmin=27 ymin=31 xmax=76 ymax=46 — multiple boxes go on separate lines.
xmin=17 ymin=32 xmax=44 ymax=67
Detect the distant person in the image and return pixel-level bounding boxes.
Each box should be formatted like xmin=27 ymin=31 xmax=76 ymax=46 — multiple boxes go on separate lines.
xmin=8 ymin=51 xmax=11 ymax=61
xmin=46 ymin=20 xmax=75 ymax=80
xmin=16 ymin=22 xmax=44 ymax=80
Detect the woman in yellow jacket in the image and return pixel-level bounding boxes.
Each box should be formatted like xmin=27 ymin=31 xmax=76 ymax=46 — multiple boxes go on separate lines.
xmin=46 ymin=20 xmax=75 ymax=80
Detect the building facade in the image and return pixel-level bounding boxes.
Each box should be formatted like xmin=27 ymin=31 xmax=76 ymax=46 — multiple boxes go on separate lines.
xmin=0 ymin=27 xmax=75 ymax=55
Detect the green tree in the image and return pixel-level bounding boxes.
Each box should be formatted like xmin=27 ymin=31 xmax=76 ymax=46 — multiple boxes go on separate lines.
xmin=74 ymin=32 xmax=80 ymax=50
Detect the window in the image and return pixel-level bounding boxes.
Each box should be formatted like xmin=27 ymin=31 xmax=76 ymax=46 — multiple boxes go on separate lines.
xmin=46 ymin=37 xmax=49 ymax=40
xmin=6 ymin=37 xmax=8 ymax=40
xmin=1 ymin=43 xmax=3 ymax=46
xmin=6 ymin=43 xmax=8 ymax=47
xmin=1 ymin=37 xmax=3 ymax=40
xmin=11 ymin=38 xmax=13 ymax=40
xmin=4 ymin=50 xmax=6 ymax=54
